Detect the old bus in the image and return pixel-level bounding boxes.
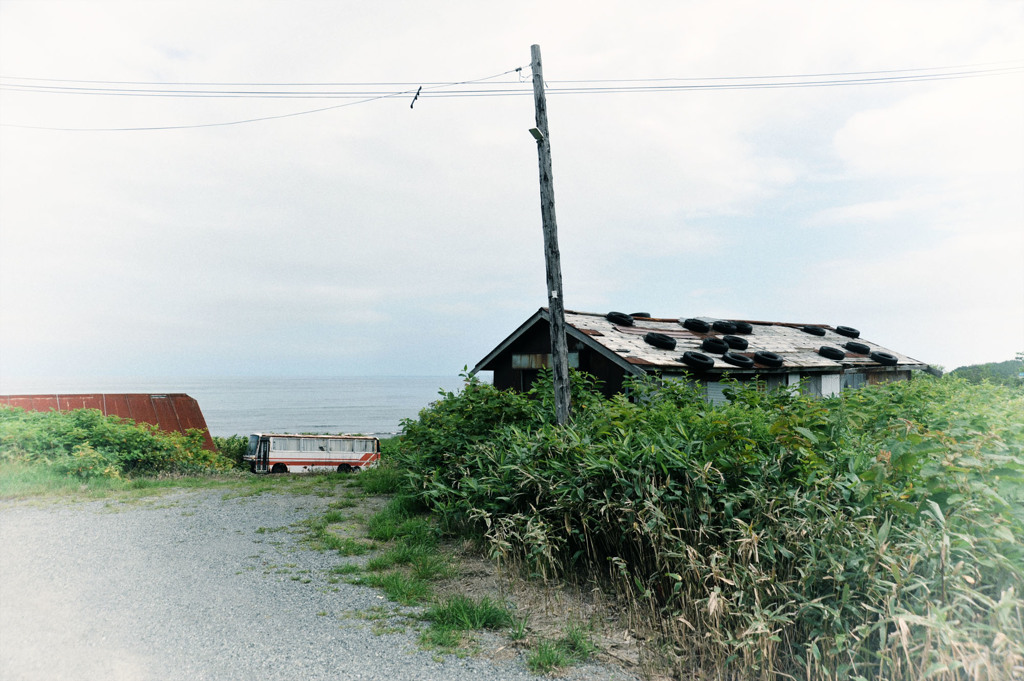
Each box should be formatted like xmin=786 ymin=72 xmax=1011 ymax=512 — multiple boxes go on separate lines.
xmin=244 ymin=433 xmax=381 ymax=474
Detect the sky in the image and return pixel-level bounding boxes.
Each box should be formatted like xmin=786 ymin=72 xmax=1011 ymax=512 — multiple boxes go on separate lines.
xmin=1 ymin=0 xmax=1022 ymax=384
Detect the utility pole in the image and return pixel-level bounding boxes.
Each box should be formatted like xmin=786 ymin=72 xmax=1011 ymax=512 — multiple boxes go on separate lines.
xmin=529 ymin=44 xmax=571 ymax=426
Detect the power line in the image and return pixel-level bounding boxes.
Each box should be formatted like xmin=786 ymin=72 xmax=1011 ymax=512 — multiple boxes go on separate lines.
xmin=0 ymin=66 xmax=527 ymax=131
xmin=1 ymin=61 xmax=1019 ymax=131
xmin=547 ymin=59 xmax=1024 ymax=83
xmin=3 ymin=60 xmax=1019 ymax=93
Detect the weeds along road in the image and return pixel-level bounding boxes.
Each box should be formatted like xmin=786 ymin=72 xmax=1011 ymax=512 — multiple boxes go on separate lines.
xmin=0 ymin=487 xmax=632 ymax=681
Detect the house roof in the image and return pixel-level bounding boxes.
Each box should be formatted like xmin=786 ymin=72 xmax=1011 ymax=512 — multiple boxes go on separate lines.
xmin=473 ymin=308 xmax=932 ymax=377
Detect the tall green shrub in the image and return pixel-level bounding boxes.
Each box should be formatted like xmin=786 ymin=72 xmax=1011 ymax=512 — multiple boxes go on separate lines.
xmin=0 ymin=406 xmax=233 ymax=478
xmin=212 ymin=434 xmax=250 ymax=469
xmin=397 ymin=373 xmax=1024 ymax=680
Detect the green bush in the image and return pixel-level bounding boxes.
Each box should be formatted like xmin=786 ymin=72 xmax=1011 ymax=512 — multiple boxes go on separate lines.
xmin=395 ymin=372 xmax=1024 ymax=680
xmin=212 ymin=434 xmax=250 ymax=469
xmin=0 ymin=406 xmax=233 ymax=479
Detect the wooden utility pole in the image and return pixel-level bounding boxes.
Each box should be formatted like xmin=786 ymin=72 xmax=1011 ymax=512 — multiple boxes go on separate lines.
xmin=530 ymin=44 xmax=571 ymax=425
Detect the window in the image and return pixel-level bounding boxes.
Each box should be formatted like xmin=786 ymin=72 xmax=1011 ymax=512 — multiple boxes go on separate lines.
xmin=842 ymin=373 xmax=867 ymax=390
xmin=272 ymin=438 xmax=299 ymax=451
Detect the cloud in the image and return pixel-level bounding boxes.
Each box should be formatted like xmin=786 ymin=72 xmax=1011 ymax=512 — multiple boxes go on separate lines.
xmin=789 ymin=220 xmax=1024 ymax=369
xmin=2 ymin=0 xmax=1022 ymax=379
xmin=835 ymin=79 xmax=1024 ymax=180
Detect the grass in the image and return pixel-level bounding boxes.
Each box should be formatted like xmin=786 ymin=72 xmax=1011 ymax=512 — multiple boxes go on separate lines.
xmin=527 ymin=640 xmax=572 ymax=674
xmin=509 ymin=614 xmax=529 ymax=641
xmin=328 ymin=486 xmax=550 ymax=662
xmin=365 ymin=543 xmax=454 ymax=580
xmin=0 ymin=461 xmax=251 ymax=499
xmin=303 ymin=509 xmax=376 ymax=556
xmin=366 ymin=496 xmax=432 ymax=543
xmin=418 ymin=595 xmax=516 ymax=654
xmin=352 ymin=462 xmax=406 ymax=495
xmin=0 ymin=460 xmax=361 ymax=502
xmin=351 ymin=570 xmax=432 ymax=605
xmin=318 ymin=534 xmax=375 ymax=556
xmin=558 ymin=622 xmax=597 ymax=661
xmin=422 ymin=595 xmax=514 ymax=630
xmin=341 ymin=494 xmax=452 ymax=606
xmin=526 ymin=623 xmax=596 ymax=673
xmin=420 ymin=625 xmax=462 ymax=649
xmin=325 ymin=480 xmax=603 ymax=673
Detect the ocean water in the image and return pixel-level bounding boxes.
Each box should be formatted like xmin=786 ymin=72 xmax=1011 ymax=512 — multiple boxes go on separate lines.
xmin=0 ymin=376 xmax=470 ymax=437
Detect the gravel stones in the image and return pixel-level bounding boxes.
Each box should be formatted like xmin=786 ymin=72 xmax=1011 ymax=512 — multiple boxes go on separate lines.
xmin=0 ymin=490 xmax=636 ymax=681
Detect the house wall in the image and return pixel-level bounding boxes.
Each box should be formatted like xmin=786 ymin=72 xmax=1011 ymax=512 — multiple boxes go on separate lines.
xmin=576 ymin=344 xmax=629 ymax=395
xmin=491 ymin=322 xmax=552 ymax=392
xmin=489 ymin=323 xmax=630 ymax=396
xmin=669 ymin=369 xmax=906 ymax=405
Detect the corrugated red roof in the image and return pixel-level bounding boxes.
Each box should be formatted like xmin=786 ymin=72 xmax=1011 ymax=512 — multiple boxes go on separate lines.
xmin=0 ymin=393 xmax=216 ymax=451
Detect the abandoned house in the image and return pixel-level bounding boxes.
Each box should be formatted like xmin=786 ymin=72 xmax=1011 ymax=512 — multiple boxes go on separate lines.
xmin=472 ymin=308 xmax=935 ymax=403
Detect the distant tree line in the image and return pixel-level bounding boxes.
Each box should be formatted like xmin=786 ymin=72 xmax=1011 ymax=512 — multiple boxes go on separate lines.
xmin=949 ymin=354 xmax=1023 ymax=387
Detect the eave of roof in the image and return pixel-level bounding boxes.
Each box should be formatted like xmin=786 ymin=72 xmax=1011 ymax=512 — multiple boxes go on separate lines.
xmin=473 ymin=309 xmax=930 ymax=375
xmin=471 ymin=308 xmax=644 ymax=377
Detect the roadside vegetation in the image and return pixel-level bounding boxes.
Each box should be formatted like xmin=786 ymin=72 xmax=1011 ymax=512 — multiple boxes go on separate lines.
xmin=0 ymin=406 xmax=234 ymax=497
xmin=4 ymin=369 xmax=1021 ymax=680
xmin=389 ymin=371 xmax=1024 ymax=681
xmin=342 ymin=466 xmax=525 ymax=657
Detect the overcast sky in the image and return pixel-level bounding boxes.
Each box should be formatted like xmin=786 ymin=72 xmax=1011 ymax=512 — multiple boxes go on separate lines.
xmin=1 ymin=1 xmax=1021 ymax=383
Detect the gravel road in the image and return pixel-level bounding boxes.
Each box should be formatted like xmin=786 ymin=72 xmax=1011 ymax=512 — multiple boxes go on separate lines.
xmin=0 ymin=489 xmax=638 ymax=681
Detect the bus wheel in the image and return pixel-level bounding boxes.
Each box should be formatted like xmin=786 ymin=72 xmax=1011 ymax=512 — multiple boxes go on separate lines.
xmin=271 ymin=463 xmax=288 ymax=474
xmin=337 ymin=464 xmax=353 ymax=474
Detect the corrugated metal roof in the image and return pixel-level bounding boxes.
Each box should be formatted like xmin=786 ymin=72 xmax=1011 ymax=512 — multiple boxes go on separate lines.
xmin=0 ymin=393 xmax=216 ymax=451
xmin=474 ymin=308 xmax=930 ymax=376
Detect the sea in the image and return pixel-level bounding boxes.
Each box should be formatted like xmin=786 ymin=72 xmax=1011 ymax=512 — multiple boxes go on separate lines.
xmin=0 ymin=376 xmax=471 ymax=438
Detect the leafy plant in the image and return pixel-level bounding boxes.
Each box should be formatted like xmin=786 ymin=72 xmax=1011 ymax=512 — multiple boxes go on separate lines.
xmin=0 ymin=405 xmax=233 ymax=479
xmin=392 ymin=372 xmax=1024 ymax=680
xmin=212 ymin=434 xmax=250 ymax=469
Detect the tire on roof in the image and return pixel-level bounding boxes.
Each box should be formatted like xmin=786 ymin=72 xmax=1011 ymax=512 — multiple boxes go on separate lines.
xmin=606 ymin=311 xmax=634 ymax=326
xmin=682 ymin=318 xmax=711 ymax=333
xmin=682 ymin=351 xmax=715 ymax=371
xmin=870 ymin=351 xmax=899 ymax=366
xmin=722 ymin=351 xmax=754 ymax=369
xmin=712 ymin=320 xmax=737 ymax=334
xmin=701 ymin=337 xmax=729 ymax=354
xmin=845 ymin=341 xmax=870 ymax=355
xmin=644 ymin=332 xmax=677 ymax=350
xmin=818 ymin=346 xmax=846 ymax=361
xmin=723 ymin=335 xmax=749 ymax=350
xmin=754 ymin=351 xmax=784 ymax=368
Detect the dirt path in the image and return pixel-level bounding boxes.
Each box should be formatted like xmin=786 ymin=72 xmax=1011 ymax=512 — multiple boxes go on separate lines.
xmin=0 ymin=488 xmax=640 ymax=681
